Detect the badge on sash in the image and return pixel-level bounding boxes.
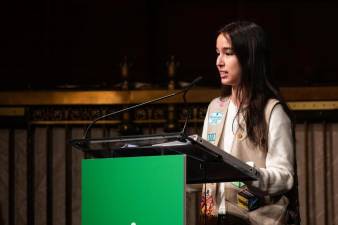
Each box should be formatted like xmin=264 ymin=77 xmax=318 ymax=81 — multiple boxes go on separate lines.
xmin=207 ymin=133 xmax=216 ymax=142
xmin=218 ymin=99 xmax=225 ymax=107
xmin=208 ymin=112 xmax=223 ymax=125
xmin=237 ymin=189 xmax=260 ymax=211
xmin=232 ymin=181 xmax=246 ymax=188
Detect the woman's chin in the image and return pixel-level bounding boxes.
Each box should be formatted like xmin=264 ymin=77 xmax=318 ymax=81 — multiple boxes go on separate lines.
xmin=220 ymin=78 xmax=238 ymax=86
xmin=221 ymin=79 xmax=231 ymax=86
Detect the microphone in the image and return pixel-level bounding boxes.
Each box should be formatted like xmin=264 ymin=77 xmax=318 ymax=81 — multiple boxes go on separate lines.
xmin=181 ymin=76 xmax=203 ymax=91
xmin=82 ymin=76 xmax=203 ymax=139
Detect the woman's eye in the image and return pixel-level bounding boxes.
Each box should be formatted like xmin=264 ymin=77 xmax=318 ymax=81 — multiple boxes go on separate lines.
xmin=225 ymin=50 xmax=234 ymax=55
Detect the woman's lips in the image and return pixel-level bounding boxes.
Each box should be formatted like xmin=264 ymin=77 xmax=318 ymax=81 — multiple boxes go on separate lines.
xmin=219 ymin=71 xmax=228 ymax=78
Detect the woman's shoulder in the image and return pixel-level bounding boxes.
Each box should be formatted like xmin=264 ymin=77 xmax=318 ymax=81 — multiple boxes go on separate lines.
xmin=209 ymin=96 xmax=230 ymax=106
xmin=266 ymin=99 xmax=291 ymax=124
xmin=264 ymin=98 xmax=280 ymax=114
xmin=266 ymin=98 xmax=280 ymax=108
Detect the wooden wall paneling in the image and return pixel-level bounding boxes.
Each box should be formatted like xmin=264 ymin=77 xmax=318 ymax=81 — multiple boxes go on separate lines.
xmin=0 ymin=130 xmax=9 ymax=225
xmin=47 ymin=127 xmax=53 ymax=225
xmin=306 ymin=122 xmax=315 ymax=225
xmin=331 ymin=124 xmax=338 ymax=225
xmin=295 ymin=124 xmax=307 ymax=225
xmin=71 ymin=128 xmax=85 ymax=225
xmin=90 ymin=127 xmax=104 ymax=139
xmin=27 ymin=125 xmax=35 ymax=225
xmin=323 ymin=122 xmax=329 ymax=225
xmin=15 ymin=129 xmax=27 ymax=225
xmin=65 ymin=126 xmax=72 ymax=225
xmin=9 ymin=129 xmax=14 ymax=225
xmin=325 ymin=123 xmax=335 ymax=225
xmin=52 ymin=128 xmax=66 ymax=225
xmin=34 ymin=128 xmax=47 ymax=225
xmin=315 ymin=124 xmax=327 ymax=225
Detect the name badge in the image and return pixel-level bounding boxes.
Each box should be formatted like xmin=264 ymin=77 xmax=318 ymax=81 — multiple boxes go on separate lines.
xmin=207 ymin=133 xmax=216 ymax=142
xmin=237 ymin=189 xmax=260 ymax=211
xmin=208 ymin=112 xmax=223 ymax=125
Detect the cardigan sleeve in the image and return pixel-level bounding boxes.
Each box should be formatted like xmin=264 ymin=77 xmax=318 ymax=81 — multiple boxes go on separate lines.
xmin=248 ymin=104 xmax=295 ymax=196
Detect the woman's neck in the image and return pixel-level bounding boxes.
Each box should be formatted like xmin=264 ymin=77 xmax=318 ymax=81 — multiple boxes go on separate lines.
xmin=230 ymin=86 xmax=241 ymax=107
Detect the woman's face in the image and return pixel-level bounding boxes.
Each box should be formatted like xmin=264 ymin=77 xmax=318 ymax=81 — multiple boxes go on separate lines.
xmin=216 ymin=33 xmax=242 ymax=86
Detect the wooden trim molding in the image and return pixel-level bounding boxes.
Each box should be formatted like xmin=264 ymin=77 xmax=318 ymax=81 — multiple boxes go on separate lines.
xmin=0 ymin=89 xmax=218 ymax=105
xmin=0 ymin=86 xmax=337 ymax=106
xmin=0 ymin=107 xmax=25 ymax=116
xmin=287 ymin=101 xmax=338 ymax=110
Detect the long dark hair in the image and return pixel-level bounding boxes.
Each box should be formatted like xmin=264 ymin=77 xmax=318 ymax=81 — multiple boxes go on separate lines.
xmin=219 ymin=21 xmax=292 ymax=150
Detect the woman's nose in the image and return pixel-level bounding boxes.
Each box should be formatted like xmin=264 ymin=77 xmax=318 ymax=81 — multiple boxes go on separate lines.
xmin=216 ymin=55 xmax=224 ymax=66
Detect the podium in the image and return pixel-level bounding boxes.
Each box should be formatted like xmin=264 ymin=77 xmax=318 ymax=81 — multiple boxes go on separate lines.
xmin=71 ymin=132 xmax=259 ymax=225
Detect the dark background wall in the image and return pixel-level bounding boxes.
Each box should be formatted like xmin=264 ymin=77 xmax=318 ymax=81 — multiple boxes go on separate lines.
xmin=1 ymin=0 xmax=337 ymax=90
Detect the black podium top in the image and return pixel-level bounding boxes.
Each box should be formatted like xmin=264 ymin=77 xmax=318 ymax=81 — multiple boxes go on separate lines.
xmin=70 ymin=132 xmax=259 ymax=184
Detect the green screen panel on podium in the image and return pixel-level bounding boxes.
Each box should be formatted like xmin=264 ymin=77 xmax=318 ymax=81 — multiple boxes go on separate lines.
xmin=82 ymin=155 xmax=186 ymax=225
